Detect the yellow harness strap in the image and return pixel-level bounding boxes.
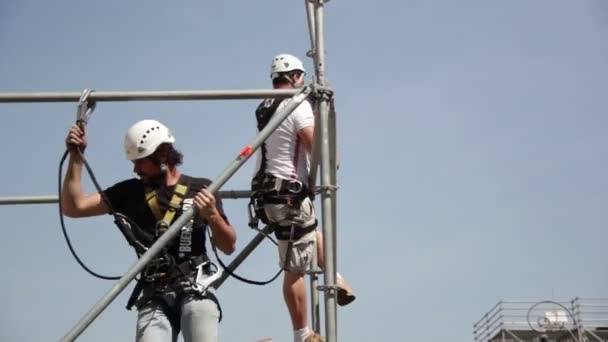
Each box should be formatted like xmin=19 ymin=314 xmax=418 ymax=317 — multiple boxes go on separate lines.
xmin=145 ymin=182 xmax=189 ymax=235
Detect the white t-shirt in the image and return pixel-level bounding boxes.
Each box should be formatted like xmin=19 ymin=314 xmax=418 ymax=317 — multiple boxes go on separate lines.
xmin=254 ymin=99 xmax=314 ymax=184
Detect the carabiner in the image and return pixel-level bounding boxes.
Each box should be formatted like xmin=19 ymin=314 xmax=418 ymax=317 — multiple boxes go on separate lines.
xmin=286 ymin=180 xmax=303 ymax=194
xmin=192 ymin=262 xmax=222 ymax=294
xmin=76 ymin=88 xmax=96 ymax=126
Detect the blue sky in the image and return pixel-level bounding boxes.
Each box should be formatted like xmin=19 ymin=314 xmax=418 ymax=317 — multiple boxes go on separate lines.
xmin=1 ymin=0 xmax=607 ymax=341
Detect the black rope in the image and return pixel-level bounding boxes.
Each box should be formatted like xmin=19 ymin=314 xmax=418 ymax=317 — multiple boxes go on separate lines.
xmin=58 ymin=149 xmax=144 ymax=280
xmin=209 ymin=228 xmax=284 ymax=286
xmin=58 ymin=150 xmax=122 ymax=279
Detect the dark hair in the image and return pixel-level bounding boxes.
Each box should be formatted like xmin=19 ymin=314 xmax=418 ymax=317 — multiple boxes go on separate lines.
xmin=272 ymin=70 xmax=304 ymax=87
xmin=149 ymin=142 xmax=183 ymax=167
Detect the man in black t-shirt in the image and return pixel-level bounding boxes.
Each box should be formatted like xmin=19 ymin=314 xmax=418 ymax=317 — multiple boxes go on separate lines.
xmin=62 ymin=119 xmax=236 ymax=342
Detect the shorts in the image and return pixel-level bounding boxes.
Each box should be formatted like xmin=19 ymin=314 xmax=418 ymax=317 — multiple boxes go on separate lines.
xmin=263 ymin=197 xmax=317 ymax=273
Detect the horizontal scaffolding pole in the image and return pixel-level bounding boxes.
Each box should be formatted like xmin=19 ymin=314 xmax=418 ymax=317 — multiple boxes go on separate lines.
xmin=0 ymin=187 xmax=328 ymax=206
xmin=0 ymin=89 xmax=299 ymax=103
xmin=0 ymin=191 xmax=252 ymax=205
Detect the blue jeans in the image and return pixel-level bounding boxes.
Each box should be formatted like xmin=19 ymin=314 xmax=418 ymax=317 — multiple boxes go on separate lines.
xmin=135 ymin=289 xmax=220 ymax=342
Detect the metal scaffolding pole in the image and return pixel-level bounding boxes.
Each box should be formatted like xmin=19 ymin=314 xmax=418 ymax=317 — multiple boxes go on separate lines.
xmin=314 ymin=1 xmax=339 ymax=342
xmin=308 ymin=100 xmax=322 ymax=191
xmin=328 ymin=98 xmax=338 ymax=281
xmin=307 ymin=94 xmax=322 ymax=336
xmin=0 ymin=191 xmax=251 ymax=206
xmin=60 ymin=86 xmax=312 ymax=342
xmin=309 ymin=243 xmax=322 ymax=334
xmin=0 ymin=89 xmax=298 ymax=103
xmin=305 ymin=0 xmax=322 ymax=334
xmin=305 ymin=0 xmax=317 ymax=65
xmin=308 ymin=101 xmax=322 ymax=335
xmin=0 ymin=196 xmax=59 ymax=205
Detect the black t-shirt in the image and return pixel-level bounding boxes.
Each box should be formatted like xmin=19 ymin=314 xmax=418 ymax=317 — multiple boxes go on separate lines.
xmin=104 ymin=174 xmax=228 ymax=263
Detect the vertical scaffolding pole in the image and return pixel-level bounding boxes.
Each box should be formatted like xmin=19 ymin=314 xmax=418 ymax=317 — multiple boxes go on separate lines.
xmin=305 ymin=0 xmax=322 ymax=334
xmin=314 ymin=1 xmax=339 ymax=341
xmin=309 ymin=104 xmax=322 ymax=335
xmin=305 ymin=0 xmax=317 ymax=59
xmin=328 ymin=99 xmax=338 ymax=285
xmin=309 ymin=245 xmax=322 ymax=334
xmin=308 ymin=102 xmax=321 ymax=190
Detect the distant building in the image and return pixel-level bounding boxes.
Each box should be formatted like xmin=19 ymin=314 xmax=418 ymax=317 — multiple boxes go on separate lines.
xmin=473 ymin=297 xmax=608 ymax=341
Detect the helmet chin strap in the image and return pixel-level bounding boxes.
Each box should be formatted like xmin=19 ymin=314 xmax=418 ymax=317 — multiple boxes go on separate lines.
xmin=280 ymin=74 xmax=296 ymax=87
xmin=280 ymin=71 xmax=305 ymax=88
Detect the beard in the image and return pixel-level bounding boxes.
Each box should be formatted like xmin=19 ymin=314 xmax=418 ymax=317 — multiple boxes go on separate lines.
xmin=139 ymin=167 xmax=167 ymax=186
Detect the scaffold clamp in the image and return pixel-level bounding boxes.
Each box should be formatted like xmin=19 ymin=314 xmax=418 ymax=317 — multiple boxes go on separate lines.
xmin=317 ymin=185 xmax=339 ymax=195
xmin=316 ymin=284 xmax=339 ymax=293
xmin=312 ymin=84 xmax=334 ymax=101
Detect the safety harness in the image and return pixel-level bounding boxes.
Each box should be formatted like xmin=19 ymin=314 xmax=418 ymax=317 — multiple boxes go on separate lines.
xmin=146 ymin=181 xmax=189 ymax=237
xmin=250 ymin=98 xmax=317 ymax=241
xmin=126 ymin=176 xmax=221 ymax=320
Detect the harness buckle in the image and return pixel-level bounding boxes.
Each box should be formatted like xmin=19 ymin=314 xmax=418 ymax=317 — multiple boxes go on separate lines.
xmin=156 ymin=221 xmax=169 ymax=236
xmin=248 ymin=199 xmax=261 ymax=228
xmin=143 ymin=255 xmax=172 ymax=283
xmin=283 ymin=180 xmax=303 ymax=194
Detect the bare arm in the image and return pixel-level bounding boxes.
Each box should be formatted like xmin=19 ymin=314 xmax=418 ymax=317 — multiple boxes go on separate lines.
xmin=194 ymin=189 xmax=237 ymax=255
xmin=298 ymin=126 xmax=315 ymax=153
xmin=61 ymin=124 xmax=110 ymax=218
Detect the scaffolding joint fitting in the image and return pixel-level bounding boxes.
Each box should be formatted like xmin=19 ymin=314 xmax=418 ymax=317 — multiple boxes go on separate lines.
xmin=305 ymin=267 xmax=324 ymax=275
xmin=318 ymin=185 xmax=339 ymax=195
xmin=316 ymin=284 xmax=339 ymax=293
xmin=312 ymin=84 xmax=334 ymax=101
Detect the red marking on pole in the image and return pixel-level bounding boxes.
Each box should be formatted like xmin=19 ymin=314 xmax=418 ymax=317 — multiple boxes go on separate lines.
xmin=240 ymin=145 xmax=253 ymax=157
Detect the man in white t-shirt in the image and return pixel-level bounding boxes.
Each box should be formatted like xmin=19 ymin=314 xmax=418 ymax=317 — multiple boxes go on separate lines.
xmin=251 ymin=54 xmax=355 ymax=342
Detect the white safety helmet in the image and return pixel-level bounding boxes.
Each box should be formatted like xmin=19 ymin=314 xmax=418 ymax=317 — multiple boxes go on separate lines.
xmin=124 ymin=119 xmax=175 ymax=161
xmin=270 ymin=54 xmax=305 ymax=80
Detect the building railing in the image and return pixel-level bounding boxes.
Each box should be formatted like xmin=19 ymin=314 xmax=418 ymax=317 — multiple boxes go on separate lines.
xmin=474 ymin=298 xmax=608 ymax=342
